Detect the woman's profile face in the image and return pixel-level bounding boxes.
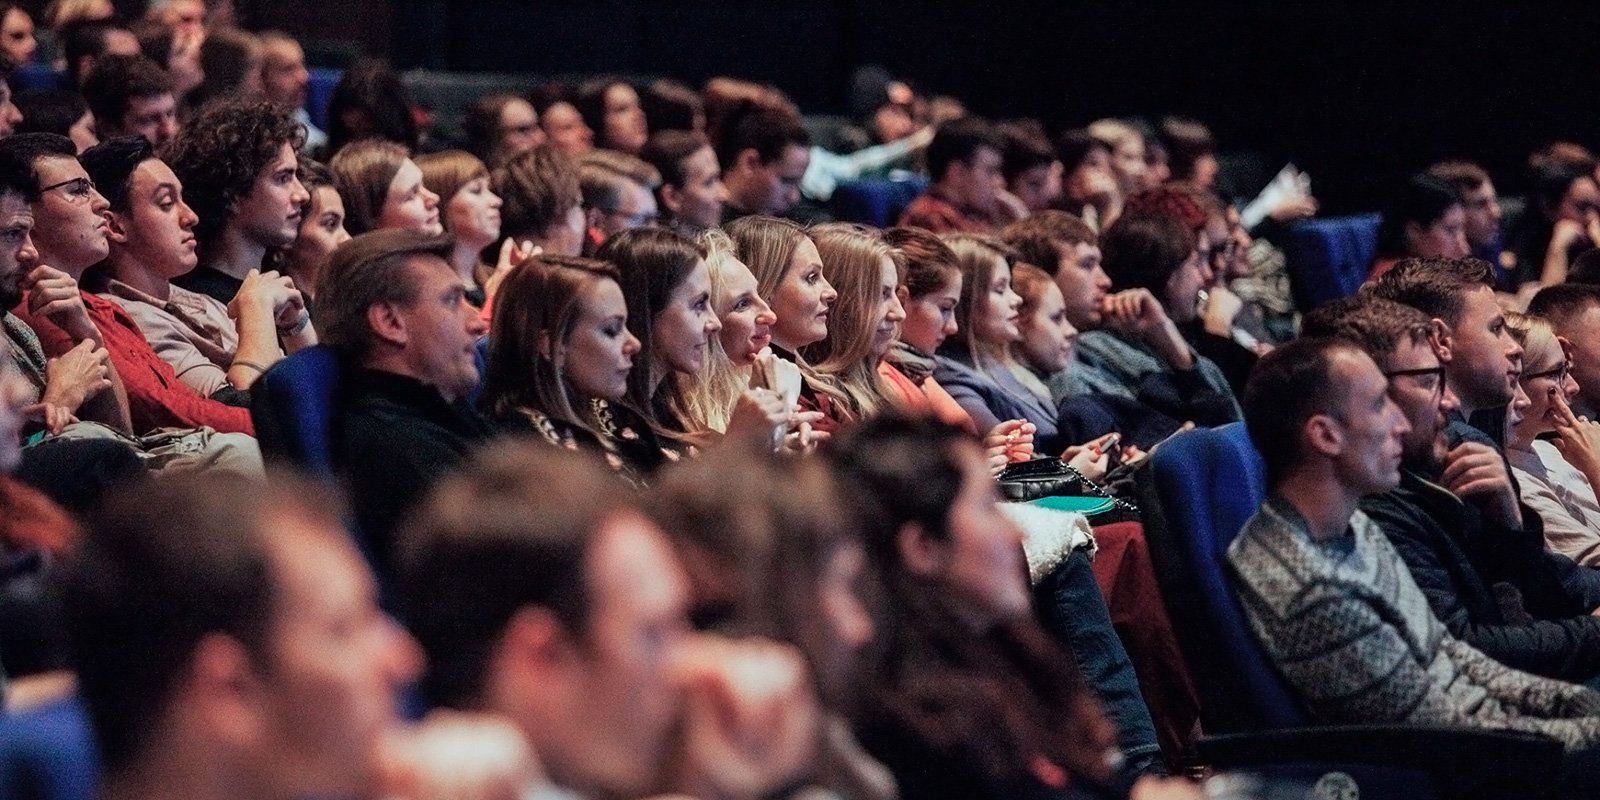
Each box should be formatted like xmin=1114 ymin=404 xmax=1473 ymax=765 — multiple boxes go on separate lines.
xmin=971 ymin=259 xmax=1022 ymax=345
xmin=289 ymin=186 xmax=350 ymax=290
xmin=713 ymin=257 xmax=776 ymax=366
xmin=445 ymin=176 xmax=502 ymax=247
xmin=379 ymin=159 xmax=442 ymax=235
xmin=1018 ymin=281 xmax=1078 ymax=374
xmin=602 ymin=83 xmax=648 ymax=154
xmin=869 ymin=254 xmax=907 ymax=359
xmin=767 ymin=238 xmax=837 ymax=350
xmin=899 ymin=272 xmax=961 ymax=354
xmin=563 ymin=278 xmax=640 ymax=402
xmin=652 ymin=258 xmax=722 ymax=376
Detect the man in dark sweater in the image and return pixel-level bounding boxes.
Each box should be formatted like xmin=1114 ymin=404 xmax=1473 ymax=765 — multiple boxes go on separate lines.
xmin=316 ymin=229 xmax=493 ymax=575
xmin=1306 ymin=292 xmax=1600 ymax=684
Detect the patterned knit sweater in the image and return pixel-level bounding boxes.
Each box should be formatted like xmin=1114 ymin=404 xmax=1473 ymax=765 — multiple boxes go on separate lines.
xmin=1227 ymin=496 xmax=1600 ymax=750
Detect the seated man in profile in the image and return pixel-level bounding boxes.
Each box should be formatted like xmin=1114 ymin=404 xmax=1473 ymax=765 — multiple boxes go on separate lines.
xmin=1229 ymin=337 xmax=1600 ymax=754
xmin=61 ymin=471 xmax=422 ymax=800
xmin=897 ymin=116 xmax=1009 ymax=234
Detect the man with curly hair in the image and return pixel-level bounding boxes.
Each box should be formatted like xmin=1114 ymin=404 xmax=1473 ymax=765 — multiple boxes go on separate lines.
xmin=162 ymin=98 xmax=310 ymax=305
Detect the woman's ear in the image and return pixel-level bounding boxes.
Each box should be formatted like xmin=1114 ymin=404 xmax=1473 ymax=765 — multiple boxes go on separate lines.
xmin=895 ymin=520 xmax=945 ymax=578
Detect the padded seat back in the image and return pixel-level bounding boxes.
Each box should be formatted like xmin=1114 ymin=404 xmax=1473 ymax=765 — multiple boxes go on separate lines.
xmin=1141 ymin=421 xmax=1308 ymax=731
xmin=250 ymin=345 xmax=343 ymax=477
xmin=1284 ymin=213 xmax=1381 ymax=309
xmin=0 ymin=695 xmax=97 ymax=800
xmin=830 ymin=176 xmax=928 ymax=228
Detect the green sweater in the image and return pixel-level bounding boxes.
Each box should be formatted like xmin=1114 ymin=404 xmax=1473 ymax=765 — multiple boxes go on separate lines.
xmin=1227 ymin=495 xmax=1600 ymax=750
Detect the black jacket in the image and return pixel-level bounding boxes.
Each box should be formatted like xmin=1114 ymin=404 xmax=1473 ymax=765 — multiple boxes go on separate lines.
xmin=1360 ymin=468 xmax=1600 ymax=682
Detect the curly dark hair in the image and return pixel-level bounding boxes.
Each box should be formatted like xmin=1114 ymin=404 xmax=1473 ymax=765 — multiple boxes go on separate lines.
xmin=160 ymin=98 xmax=306 ymax=260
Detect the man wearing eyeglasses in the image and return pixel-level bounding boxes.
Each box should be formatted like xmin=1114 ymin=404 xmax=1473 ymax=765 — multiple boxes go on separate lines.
xmin=3 ymin=132 xmax=257 ymax=438
xmin=1305 ymin=294 xmax=1600 ymax=685
xmin=578 ymin=150 xmax=659 ymax=254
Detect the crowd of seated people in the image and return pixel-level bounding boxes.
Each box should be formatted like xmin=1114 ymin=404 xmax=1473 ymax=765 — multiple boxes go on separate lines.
xmin=12 ymin=5 xmax=1600 ymax=800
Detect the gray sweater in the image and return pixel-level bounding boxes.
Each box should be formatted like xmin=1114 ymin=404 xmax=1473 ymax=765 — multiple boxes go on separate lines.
xmin=1227 ymin=495 xmax=1600 ymax=750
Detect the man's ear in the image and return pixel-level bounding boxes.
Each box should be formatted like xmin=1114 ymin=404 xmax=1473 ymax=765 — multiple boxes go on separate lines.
xmin=493 ymin=605 xmax=571 ymax=687
xmin=659 ymin=183 xmax=684 ymax=216
xmin=1558 ymin=335 xmax=1576 ymax=362
xmin=1429 ymin=317 xmax=1453 ymax=362
xmin=735 ymin=148 xmax=764 ymax=177
xmin=180 ymin=632 xmax=265 ymax=746
xmin=895 ymin=520 xmax=944 ymax=578
xmin=365 ymin=301 xmax=409 ymax=348
xmin=1304 ymin=412 xmax=1345 ymax=459
xmin=103 ymin=209 xmax=131 ymax=245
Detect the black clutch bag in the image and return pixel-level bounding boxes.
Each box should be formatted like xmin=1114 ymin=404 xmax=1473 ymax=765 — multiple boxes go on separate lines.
xmin=996 ymin=457 xmax=1140 ymax=521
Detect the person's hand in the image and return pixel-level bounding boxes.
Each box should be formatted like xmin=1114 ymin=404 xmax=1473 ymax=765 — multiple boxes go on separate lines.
xmin=1129 ymin=775 xmax=1206 ymax=800
xmin=40 ymin=338 xmax=111 ymax=413
xmin=983 ymin=419 xmax=1036 ymax=475
xmin=777 ymin=410 xmax=827 ymax=455
xmin=1267 ymin=195 xmax=1319 ymax=223
xmin=673 ymin=635 xmax=821 ymax=800
xmin=24 ymin=266 xmax=100 ymax=344
xmin=486 ymin=239 xmax=540 ymax=301
xmin=1100 ymin=289 xmax=1193 ymax=370
xmin=229 ymin=269 xmax=280 ymax=318
xmin=22 ymin=402 xmax=76 ymax=436
xmin=727 ymin=387 xmax=791 ymax=450
xmin=1063 ymin=432 xmax=1119 ymax=483
xmin=1441 ymin=441 xmax=1522 ymax=529
xmin=1201 ymin=284 xmax=1245 ymax=338
xmin=1552 ymin=389 xmax=1600 ymax=478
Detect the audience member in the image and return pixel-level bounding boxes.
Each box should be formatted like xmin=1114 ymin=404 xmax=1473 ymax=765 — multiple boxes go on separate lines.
xmin=14 ymin=89 xmax=95 ymax=152
xmin=83 ymin=135 xmax=313 ymax=399
xmin=1000 ymin=121 xmax=1063 ymax=217
xmin=6 ymin=132 xmax=256 ymax=435
xmin=533 ymin=91 xmax=594 ymax=156
xmin=188 ymin=27 xmax=263 ymax=109
xmin=417 ymin=149 xmax=506 ymax=303
xmin=718 ymin=108 xmax=811 ymax=222
xmin=877 ymin=226 xmax=983 ymax=432
xmin=164 ymin=98 xmax=309 ymax=305
xmin=1529 ymin=282 xmax=1600 ymax=418
xmin=641 ymin=129 xmax=727 ymax=237
xmin=399 ymin=441 xmax=819 ymax=800
xmin=641 ymin=78 xmax=705 ymax=135
xmin=492 ymin=143 xmax=585 ymax=258
xmin=316 ymin=229 xmax=493 ymax=569
xmin=1230 ymin=336 xmax=1600 ymax=790
xmin=259 ymin=31 xmax=325 ymax=151
xmin=0 ymin=53 xmax=23 ymax=141
xmin=144 ymin=0 xmax=204 ymax=40
xmin=62 ymin=471 xmax=422 ymax=800
xmin=460 ymin=92 xmax=543 ymax=169
xmin=330 ymin=139 xmax=443 ymax=237
xmin=81 ymin=53 xmax=179 ymax=148
xmin=574 ymin=77 xmax=648 ymax=156
xmin=897 ymin=116 xmax=1008 ymax=233
xmin=578 ymin=148 xmax=659 ymax=249
xmin=1429 ymin=160 xmax=1505 ymax=270
xmin=1305 ymin=294 xmax=1600 ymax=684
xmin=1509 ymin=157 xmax=1600 ymax=289
xmin=0 ymin=2 xmax=36 ymax=66
xmin=797 ymin=223 xmax=904 ymax=425
xmin=131 ymin=17 xmax=201 ymax=98
xmin=283 ymin=157 xmax=348 ymax=306
xmin=1157 ymin=117 xmax=1216 ymax=186
xmin=1505 ymin=311 xmax=1600 ymax=566
xmin=1087 ymin=118 xmax=1151 ymax=198
xmin=1057 ymin=129 xmax=1121 ymax=230
xmin=58 ymin=19 xmax=138 ymax=87
xmin=1369 ymin=174 xmax=1469 ymax=280
xmin=325 ymin=58 xmax=420 ymax=156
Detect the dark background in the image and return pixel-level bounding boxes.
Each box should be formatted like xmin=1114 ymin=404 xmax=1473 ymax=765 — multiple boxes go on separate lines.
xmin=107 ymin=2 xmax=1600 ymax=212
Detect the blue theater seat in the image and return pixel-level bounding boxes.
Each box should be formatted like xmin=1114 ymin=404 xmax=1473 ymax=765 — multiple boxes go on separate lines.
xmin=830 ymin=176 xmax=928 ymax=228
xmin=1138 ymin=422 xmax=1562 ymax=799
xmin=1284 ymin=213 xmax=1381 ymax=310
xmin=250 ymin=345 xmax=343 ymax=477
xmin=306 ymin=67 xmax=343 ymax=132
xmin=0 ymin=695 xmax=97 ymax=800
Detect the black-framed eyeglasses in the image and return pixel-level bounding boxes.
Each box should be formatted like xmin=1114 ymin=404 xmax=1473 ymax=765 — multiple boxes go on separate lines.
xmin=39 ymin=177 xmax=96 ymax=203
xmin=1522 ymin=361 xmax=1572 ymax=384
xmin=1383 ymin=365 xmax=1448 ymax=396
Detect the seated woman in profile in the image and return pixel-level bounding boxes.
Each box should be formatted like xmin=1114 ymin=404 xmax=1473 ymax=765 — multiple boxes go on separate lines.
xmin=663 ymin=229 xmax=826 ymax=449
xmin=480 ymin=256 xmax=664 ymax=486
xmin=799 ymin=223 xmax=907 ymax=423
xmin=828 ymin=415 xmax=1201 ymax=800
xmin=1368 ymin=173 xmax=1469 ymax=282
xmin=725 ymin=215 xmax=854 ymax=437
xmin=651 ymin=440 xmax=892 ymax=800
xmin=329 ymin=139 xmax=443 ymax=238
xmin=598 ymin=227 xmax=792 ymax=452
xmin=282 ymin=158 xmax=350 ymax=313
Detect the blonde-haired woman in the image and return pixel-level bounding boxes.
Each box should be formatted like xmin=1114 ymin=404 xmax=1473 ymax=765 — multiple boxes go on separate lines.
xmin=801 ymin=223 xmax=905 ymax=420
xmin=724 ymin=215 xmax=852 ymax=437
xmin=1507 ymin=311 xmax=1600 ymax=566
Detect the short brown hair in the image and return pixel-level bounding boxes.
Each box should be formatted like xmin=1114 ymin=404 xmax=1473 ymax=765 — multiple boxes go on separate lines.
xmin=1301 ymin=295 xmax=1434 ymax=367
xmin=329 ymin=139 xmax=410 ymax=236
xmin=999 ymin=210 xmax=1096 ymax=276
xmin=493 ymin=144 xmax=581 ymax=242
xmin=579 ymin=149 xmax=661 ymax=214
xmin=1427 ymin=160 xmax=1491 ymax=194
xmin=315 ymin=228 xmax=455 ymax=360
xmin=1367 ymin=256 xmax=1495 ymax=326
